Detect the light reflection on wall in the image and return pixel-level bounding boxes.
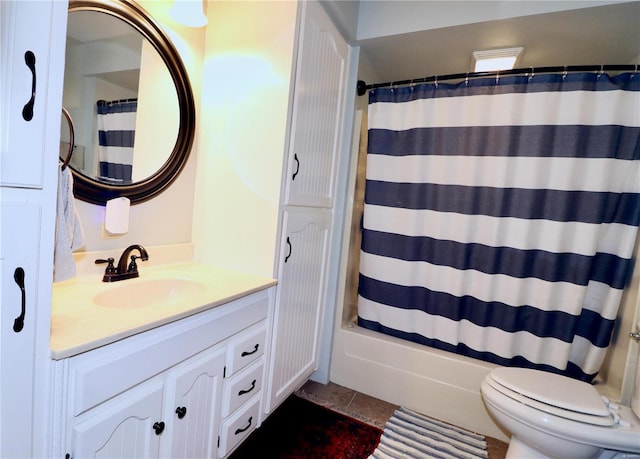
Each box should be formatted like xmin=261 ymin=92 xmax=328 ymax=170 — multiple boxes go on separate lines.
xmin=202 ymin=54 xmax=288 ymax=199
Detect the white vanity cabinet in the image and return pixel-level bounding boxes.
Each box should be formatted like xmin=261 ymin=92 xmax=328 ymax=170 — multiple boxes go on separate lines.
xmin=55 ymin=289 xmax=272 ymax=459
xmin=267 ymin=0 xmax=350 ymax=413
xmin=70 ymin=347 xmax=226 ymax=459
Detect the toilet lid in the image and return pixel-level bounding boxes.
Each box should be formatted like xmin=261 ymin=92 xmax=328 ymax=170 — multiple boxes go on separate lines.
xmin=489 ymin=367 xmax=614 ymax=425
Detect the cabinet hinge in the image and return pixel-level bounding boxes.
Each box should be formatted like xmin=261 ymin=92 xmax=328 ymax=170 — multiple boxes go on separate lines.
xmin=217 ymin=436 xmax=220 ymax=448
xmin=223 ymin=366 xmax=226 ymax=378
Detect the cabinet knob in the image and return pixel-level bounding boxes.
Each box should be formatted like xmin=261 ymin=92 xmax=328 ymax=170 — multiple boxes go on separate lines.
xmin=153 ymin=421 xmax=165 ymax=435
xmin=175 ymin=406 xmax=187 ymax=419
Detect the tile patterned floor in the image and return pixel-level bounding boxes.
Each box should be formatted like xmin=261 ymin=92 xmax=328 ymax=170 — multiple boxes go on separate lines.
xmin=295 ymin=380 xmax=509 ymax=459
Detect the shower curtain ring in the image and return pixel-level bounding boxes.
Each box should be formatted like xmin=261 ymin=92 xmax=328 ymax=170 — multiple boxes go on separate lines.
xmin=465 ymin=73 xmax=469 ymax=86
xmin=529 ymin=67 xmax=535 ymax=81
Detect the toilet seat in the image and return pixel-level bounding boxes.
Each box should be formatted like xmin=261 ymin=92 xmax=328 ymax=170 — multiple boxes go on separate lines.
xmin=487 ymin=368 xmax=615 ymax=427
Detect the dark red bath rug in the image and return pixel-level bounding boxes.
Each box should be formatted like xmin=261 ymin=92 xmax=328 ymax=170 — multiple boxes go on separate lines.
xmin=229 ymin=395 xmax=382 ymax=459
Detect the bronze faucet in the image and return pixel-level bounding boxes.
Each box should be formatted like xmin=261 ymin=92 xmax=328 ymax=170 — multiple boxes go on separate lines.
xmin=96 ymin=245 xmax=149 ymax=282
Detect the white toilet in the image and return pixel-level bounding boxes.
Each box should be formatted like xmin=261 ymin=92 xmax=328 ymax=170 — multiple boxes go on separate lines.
xmin=480 ymin=366 xmax=640 ymax=459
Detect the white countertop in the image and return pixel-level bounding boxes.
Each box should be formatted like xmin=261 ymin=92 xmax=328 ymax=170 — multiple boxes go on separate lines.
xmin=50 ymin=262 xmax=276 ymax=359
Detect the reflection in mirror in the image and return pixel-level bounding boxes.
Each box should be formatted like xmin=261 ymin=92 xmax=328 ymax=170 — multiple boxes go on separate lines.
xmin=60 ymin=0 xmax=195 ymax=205
xmin=61 ymin=9 xmax=179 ymax=185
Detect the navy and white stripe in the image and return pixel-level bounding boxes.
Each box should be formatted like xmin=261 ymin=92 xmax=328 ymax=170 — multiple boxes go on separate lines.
xmin=357 ymin=72 xmax=640 ymax=382
xmin=97 ymin=99 xmax=137 ymax=183
xmin=369 ymin=407 xmax=488 ymax=459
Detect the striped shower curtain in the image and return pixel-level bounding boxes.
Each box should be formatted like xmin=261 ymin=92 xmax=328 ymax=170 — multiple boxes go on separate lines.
xmin=97 ymin=99 xmax=137 ymax=183
xmin=357 ymin=72 xmax=640 ymax=382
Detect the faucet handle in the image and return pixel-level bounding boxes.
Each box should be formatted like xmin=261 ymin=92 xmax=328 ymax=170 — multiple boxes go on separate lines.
xmin=127 ymin=255 xmax=142 ymax=273
xmin=95 ymin=257 xmax=116 ymax=274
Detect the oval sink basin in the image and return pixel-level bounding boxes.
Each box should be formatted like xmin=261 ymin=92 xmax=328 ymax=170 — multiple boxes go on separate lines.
xmin=93 ymin=279 xmax=206 ymax=309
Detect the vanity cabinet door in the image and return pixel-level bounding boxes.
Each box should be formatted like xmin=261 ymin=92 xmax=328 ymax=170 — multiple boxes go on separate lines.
xmin=0 ymin=203 xmax=41 ymax=458
xmin=283 ymin=0 xmax=348 ymax=209
xmin=267 ymin=208 xmax=332 ymax=411
xmin=71 ymin=379 xmax=164 ymax=459
xmin=161 ymin=346 xmax=226 ymax=459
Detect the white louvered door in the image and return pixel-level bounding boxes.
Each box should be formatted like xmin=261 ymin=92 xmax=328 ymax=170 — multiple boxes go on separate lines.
xmin=267 ymin=208 xmax=331 ymax=410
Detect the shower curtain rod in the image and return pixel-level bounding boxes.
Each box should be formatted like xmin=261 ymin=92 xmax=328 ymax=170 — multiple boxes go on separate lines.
xmin=356 ymin=64 xmax=638 ymax=96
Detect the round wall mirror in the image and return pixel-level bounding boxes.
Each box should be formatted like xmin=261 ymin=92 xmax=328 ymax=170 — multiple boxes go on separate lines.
xmin=61 ymin=0 xmax=196 ymax=205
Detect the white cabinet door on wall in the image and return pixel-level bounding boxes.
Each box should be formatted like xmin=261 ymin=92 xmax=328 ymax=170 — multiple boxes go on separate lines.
xmin=267 ymin=208 xmax=332 ymax=411
xmin=0 ymin=204 xmax=41 ymax=458
xmin=283 ymin=0 xmax=349 ymax=209
xmin=1 ymin=0 xmax=56 ymax=188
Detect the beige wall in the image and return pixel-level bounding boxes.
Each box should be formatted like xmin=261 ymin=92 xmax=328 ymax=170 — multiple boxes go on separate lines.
xmin=192 ymin=1 xmax=298 ymax=277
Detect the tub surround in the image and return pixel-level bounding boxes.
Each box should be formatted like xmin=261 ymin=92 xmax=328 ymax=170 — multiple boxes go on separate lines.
xmin=51 ymin=245 xmax=276 ymax=359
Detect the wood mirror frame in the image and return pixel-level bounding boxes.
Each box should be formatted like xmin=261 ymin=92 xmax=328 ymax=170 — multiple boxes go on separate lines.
xmin=66 ymin=0 xmax=196 ymax=205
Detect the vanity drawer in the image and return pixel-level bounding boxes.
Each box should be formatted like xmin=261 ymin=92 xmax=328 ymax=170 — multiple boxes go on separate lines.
xmin=223 ymin=360 xmax=263 ymax=417
xmin=218 ymin=396 xmax=260 ymax=458
xmin=225 ymin=322 xmax=266 ymax=377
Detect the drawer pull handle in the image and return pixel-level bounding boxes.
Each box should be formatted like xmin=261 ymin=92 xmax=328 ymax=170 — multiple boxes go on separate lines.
xmin=238 ymin=379 xmax=257 ymax=396
xmin=175 ymin=406 xmax=187 ymax=419
xmin=13 ymin=267 xmax=26 ymax=333
xmin=292 ymin=153 xmax=300 ymax=180
xmin=241 ymin=344 xmax=259 ymax=357
xmin=153 ymin=421 xmax=165 ymax=435
xmin=22 ymin=51 xmax=36 ymax=121
xmin=284 ymin=237 xmax=292 ymax=263
xmin=234 ymin=416 xmax=252 ymax=435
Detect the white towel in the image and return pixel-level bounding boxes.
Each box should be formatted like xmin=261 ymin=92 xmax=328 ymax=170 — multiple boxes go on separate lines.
xmin=53 ymin=164 xmax=85 ymax=282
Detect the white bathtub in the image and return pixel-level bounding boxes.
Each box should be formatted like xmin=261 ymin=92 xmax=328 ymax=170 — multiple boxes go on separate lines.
xmin=329 ymin=322 xmax=510 ymax=441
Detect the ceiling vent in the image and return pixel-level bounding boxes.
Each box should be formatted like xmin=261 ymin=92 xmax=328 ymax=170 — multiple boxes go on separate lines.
xmin=472 ymin=47 xmax=523 ymax=72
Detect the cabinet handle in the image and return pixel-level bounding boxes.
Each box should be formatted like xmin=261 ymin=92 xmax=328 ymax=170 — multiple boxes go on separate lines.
xmin=292 ymin=153 xmax=300 ymax=180
xmin=284 ymin=237 xmax=292 ymax=263
xmin=234 ymin=416 xmax=252 ymax=435
xmin=13 ymin=267 xmax=26 ymax=333
xmin=22 ymin=51 xmax=36 ymax=121
xmin=153 ymin=421 xmax=165 ymax=435
xmin=241 ymin=344 xmax=259 ymax=357
xmin=238 ymin=379 xmax=257 ymax=396
xmin=175 ymin=406 xmax=187 ymax=419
